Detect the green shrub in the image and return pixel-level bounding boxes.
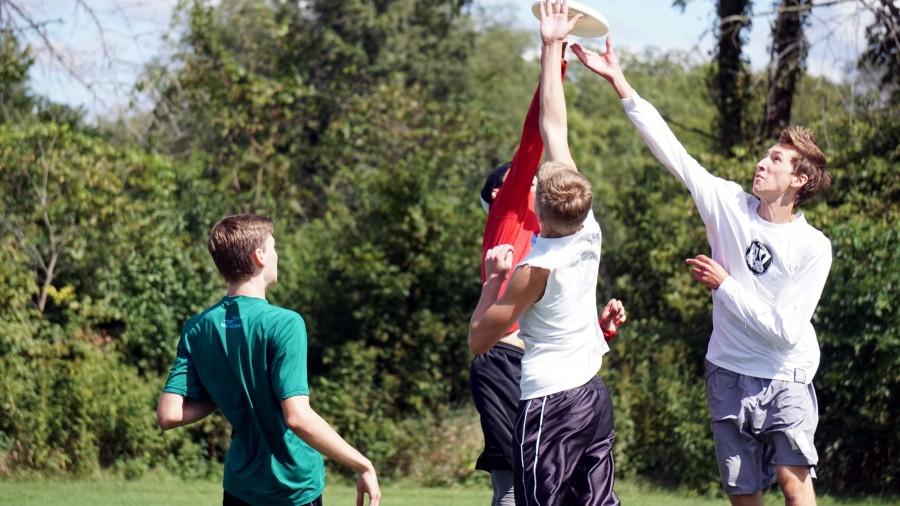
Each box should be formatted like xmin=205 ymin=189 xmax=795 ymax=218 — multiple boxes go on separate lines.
xmin=0 ymin=338 xmax=218 ymax=479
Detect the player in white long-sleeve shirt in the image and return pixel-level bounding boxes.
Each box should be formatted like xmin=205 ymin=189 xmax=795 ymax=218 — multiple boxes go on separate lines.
xmin=572 ymin=37 xmax=832 ymax=506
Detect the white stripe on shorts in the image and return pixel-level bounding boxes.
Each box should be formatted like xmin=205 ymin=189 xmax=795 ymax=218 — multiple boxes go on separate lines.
xmin=520 ymin=399 xmax=532 ymax=506
xmin=532 ymin=397 xmax=547 ymax=506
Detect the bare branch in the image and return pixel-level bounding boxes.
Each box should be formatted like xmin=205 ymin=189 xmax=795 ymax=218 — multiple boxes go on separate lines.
xmin=720 ymin=0 xmax=859 ymax=24
xmin=73 ymin=0 xmax=113 ymax=64
xmin=3 ymin=0 xmax=102 ymax=102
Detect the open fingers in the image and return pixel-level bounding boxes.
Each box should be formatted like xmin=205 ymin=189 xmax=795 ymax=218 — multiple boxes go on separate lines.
xmin=571 ymin=43 xmax=587 ymax=61
xmin=568 ymin=12 xmax=584 ymax=32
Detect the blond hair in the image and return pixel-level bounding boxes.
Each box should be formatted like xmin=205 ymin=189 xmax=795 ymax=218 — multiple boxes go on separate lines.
xmin=535 ymin=162 xmax=593 ymax=236
xmin=208 ymin=214 xmax=274 ymax=283
xmin=778 ymin=126 xmax=830 ymax=206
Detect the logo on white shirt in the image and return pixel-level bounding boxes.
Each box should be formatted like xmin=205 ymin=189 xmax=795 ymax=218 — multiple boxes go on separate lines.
xmin=745 ymin=240 xmax=774 ymax=275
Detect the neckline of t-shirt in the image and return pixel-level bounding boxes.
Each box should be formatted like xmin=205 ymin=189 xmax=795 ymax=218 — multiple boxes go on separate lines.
xmin=536 ymin=228 xmax=583 ymax=245
xmin=750 ymin=198 xmax=806 ymax=229
xmin=534 ymin=210 xmax=596 ymax=244
xmin=222 ymin=295 xmax=268 ymax=303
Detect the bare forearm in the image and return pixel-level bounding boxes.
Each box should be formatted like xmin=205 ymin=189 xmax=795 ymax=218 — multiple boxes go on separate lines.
xmin=291 ymin=408 xmax=372 ymax=473
xmin=607 ymin=71 xmax=634 ymax=100
xmin=468 ymin=277 xmax=505 ymax=353
xmin=540 ymin=42 xmax=566 ymax=134
xmin=540 ymin=41 xmax=575 ymax=167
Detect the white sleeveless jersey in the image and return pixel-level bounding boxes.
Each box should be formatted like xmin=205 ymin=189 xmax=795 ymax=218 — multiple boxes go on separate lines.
xmin=517 ymin=210 xmax=608 ymax=399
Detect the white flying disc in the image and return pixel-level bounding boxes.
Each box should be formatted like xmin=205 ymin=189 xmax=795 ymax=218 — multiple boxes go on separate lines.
xmin=531 ymin=0 xmax=610 ymax=38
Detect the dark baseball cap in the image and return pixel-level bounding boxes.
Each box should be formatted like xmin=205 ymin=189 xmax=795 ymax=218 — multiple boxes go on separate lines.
xmin=480 ymin=162 xmax=512 ymax=210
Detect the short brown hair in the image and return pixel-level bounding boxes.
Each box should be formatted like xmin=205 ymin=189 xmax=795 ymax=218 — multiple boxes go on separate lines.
xmin=778 ymin=126 xmax=830 ymax=206
xmin=208 ymin=214 xmax=274 ymax=283
xmin=535 ymin=162 xmax=593 ymax=236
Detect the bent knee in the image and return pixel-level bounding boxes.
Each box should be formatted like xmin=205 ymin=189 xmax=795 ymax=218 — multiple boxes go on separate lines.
xmin=777 ymin=466 xmax=815 ymax=505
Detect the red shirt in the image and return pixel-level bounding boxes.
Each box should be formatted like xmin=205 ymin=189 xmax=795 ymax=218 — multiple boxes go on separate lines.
xmin=481 ymin=63 xmax=567 ymax=333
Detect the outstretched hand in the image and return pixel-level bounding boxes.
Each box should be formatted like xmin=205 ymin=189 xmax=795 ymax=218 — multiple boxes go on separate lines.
xmin=539 ymin=0 xmax=583 ymax=45
xmin=686 ymin=254 xmax=729 ymax=290
xmin=571 ymin=36 xmax=622 ymax=82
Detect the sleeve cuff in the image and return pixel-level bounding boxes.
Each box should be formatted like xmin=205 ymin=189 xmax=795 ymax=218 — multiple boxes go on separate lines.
xmin=713 ymin=276 xmax=739 ymax=305
xmin=162 ymin=386 xmax=187 ymax=396
xmin=620 ymin=91 xmax=640 ymax=112
xmin=280 ymin=390 xmax=310 ymax=401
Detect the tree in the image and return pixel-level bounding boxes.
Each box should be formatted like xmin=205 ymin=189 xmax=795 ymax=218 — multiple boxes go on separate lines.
xmin=141 ymin=0 xmax=477 ymax=217
xmin=673 ymin=0 xmax=753 ymax=154
xmin=859 ymin=0 xmax=900 ymax=104
xmin=0 ymin=29 xmax=32 ymax=120
xmin=760 ymin=0 xmax=812 ymax=140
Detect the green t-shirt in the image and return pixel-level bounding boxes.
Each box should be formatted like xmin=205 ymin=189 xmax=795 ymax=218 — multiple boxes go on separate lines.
xmin=163 ymin=296 xmax=325 ymax=505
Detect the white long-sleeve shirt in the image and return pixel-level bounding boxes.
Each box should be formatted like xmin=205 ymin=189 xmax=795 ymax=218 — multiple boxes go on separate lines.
xmin=622 ymin=92 xmax=832 ymax=383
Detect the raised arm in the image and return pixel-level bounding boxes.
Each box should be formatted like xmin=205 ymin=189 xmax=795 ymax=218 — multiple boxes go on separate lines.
xmin=487 ymin=62 xmax=568 ymax=225
xmin=573 ymin=37 xmax=741 ymax=222
xmin=538 ymin=0 xmax=580 ymax=170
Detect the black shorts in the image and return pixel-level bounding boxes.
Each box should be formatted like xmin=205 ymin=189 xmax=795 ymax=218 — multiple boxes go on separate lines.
xmin=470 ymin=342 xmax=524 ymax=472
xmin=513 ymin=376 xmax=619 ymax=506
xmin=224 ymin=491 xmax=322 ymax=506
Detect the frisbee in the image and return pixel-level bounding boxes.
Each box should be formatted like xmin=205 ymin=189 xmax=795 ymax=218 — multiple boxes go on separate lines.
xmin=531 ymin=0 xmax=610 ymax=38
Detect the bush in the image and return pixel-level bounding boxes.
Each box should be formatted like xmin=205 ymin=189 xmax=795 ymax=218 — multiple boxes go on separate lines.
xmin=0 ymin=337 xmax=218 ymax=479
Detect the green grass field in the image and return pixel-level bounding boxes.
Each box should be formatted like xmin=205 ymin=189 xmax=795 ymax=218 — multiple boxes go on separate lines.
xmin=1 ymin=476 xmax=898 ymax=506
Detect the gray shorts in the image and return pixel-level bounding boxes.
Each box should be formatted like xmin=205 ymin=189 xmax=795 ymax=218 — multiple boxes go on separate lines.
xmin=705 ymin=360 xmax=819 ymax=495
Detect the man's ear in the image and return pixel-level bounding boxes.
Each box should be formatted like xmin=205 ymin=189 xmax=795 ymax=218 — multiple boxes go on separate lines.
xmin=252 ymin=248 xmax=266 ymax=268
xmin=791 ymin=172 xmax=809 ymax=190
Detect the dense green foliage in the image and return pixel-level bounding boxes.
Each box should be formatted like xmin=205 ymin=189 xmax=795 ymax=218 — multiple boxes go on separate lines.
xmin=1 ymin=0 xmax=897 ymax=496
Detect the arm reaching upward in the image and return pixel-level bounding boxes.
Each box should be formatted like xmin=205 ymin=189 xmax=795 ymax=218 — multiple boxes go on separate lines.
xmin=571 ymin=36 xmax=634 ymax=99
xmin=574 ymin=36 xmax=742 ymax=224
xmin=538 ymin=0 xmax=580 ymax=170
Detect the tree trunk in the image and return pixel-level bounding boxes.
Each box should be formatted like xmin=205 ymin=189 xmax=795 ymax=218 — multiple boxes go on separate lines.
xmin=712 ymin=0 xmax=753 ymax=155
xmin=761 ymin=0 xmax=812 ymax=141
xmin=860 ymin=0 xmax=900 ymax=105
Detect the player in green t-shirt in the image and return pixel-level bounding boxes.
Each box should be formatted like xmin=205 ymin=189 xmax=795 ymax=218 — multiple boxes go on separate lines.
xmin=157 ymin=214 xmax=381 ymax=506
